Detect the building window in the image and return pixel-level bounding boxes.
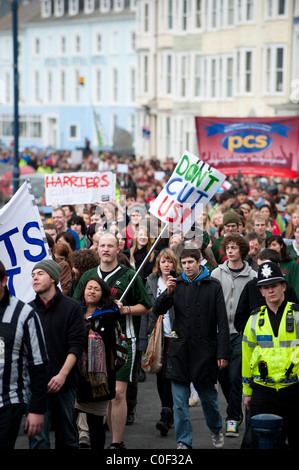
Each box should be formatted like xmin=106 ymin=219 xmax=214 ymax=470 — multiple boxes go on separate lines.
xmin=74 ymin=34 xmax=81 ymax=55
xmin=194 ymin=54 xmax=201 ymax=97
xmin=245 ymin=51 xmax=252 ymax=92
xmin=235 ymin=48 xmax=254 ymax=95
xmin=0 ymin=115 xmax=43 ymax=139
xmin=95 ymin=69 xmax=102 ymax=102
xmin=100 ymin=0 xmax=110 ymax=13
xmin=95 ymin=33 xmax=102 ymax=53
xmin=129 ymin=30 xmax=136 ymax=52
xmin=4 ymin=71 xmax=11 ymax=103
xmin=264 ymin=45 xmax=285 ymax=94
xmin=226 ymin=57 xmax=233 ymax=97
xmin=74 ymin=70 xmax=80 ymax=102
xmin=130 ymin=68 xmax=136 ymax=102
xmin=69 ymin=124 xmax=80 ymax=140
xmin=84 ymin=0 xmax=95 ymax=14
xmin=110 ymin=31 xmax=119 ymax=54
xmin=69 ymin=0 xmax=79 ymax=15
xmin=167 ymin=0 xmax=173 ymax=29
xmin=166 ymin=54 xmax=172 ymax=94
xmin=47 ymin=70 xmax=53 ymax=102
xmin=227 ymin=0 xmax=235 ymax=25
xmin=34 ymin=70 xmax=41 ymax=102
xmin=54 ymin=0 xmax=64 ymax=17
xmin=60 ymin=70 xmax=66 ymax=102
xmin=34 ymin=37 xmax=40 ymax=56
xmin=182 ymin=0 xmax=188 ymax=30
xmin=114 ymin=0 xmax=124 ymax=12
xmin=245 ymin=0 xmax=254 ymax=20
xmin=195 ymin=0 xmax=202 ymax=28
xmin=211 ymin=0 xmax=217 ymax=28
xmin=265 ymin=0 xmax=287 ymax=19
xmin=60 ymin=35 xmax=66 ymax=54
xmin=41 ymin=0 xmax=52 ymax=18
xmin=180 ymin=56 xmax=188 ymax=97
xmin=144 ymin=55 xmax=149 ymax=93
xmin=211 ymin=58 xmax=217 ymax=97
xmin=112 ymin=68 xmax=118 ymax=102
xmin=144 ymin=2 xmax=150 ymax=32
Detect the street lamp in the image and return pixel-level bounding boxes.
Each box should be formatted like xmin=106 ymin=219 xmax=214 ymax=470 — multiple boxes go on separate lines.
xmin=12 ymin=0 xmax=19 ymax=195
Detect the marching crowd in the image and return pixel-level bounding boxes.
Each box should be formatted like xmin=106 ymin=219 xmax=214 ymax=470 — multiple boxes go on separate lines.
xmin=1 ymin=149 xmax=299 ymax=450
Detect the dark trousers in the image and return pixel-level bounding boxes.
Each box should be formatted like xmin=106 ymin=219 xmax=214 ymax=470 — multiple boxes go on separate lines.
xmin=218 ymin=333 xmax=242 ymax=421
xmin=127 ymin=349 xmax=143 ymax=413
xmin=156 ymin=338 xmax=173 ymax=410
xmin=249 ymin=385 xmax=299 ymax=449
xmin=86 ymin=413 xmax=105 ymax=450
xmin=0 ymin=403 xmax=26 ymax=449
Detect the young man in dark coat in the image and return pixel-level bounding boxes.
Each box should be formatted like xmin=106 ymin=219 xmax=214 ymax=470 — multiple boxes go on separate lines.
xmin=153 ymin=247 xmax=230 ymax=449
xmin=29 ymin=259 xmax=86 ymax=449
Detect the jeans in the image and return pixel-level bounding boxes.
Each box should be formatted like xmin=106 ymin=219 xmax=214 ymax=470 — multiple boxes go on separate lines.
xmin=217 ymin=333 xmax=242 ymax=421
xmin=171 ymin=380 xmax=222 ymax=448
xmin=29 ymin=387 xmax=78 ymax=449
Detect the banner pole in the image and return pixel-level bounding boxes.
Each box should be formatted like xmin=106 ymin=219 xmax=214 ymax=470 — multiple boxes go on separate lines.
xmin=119 ymin=223 xmax=168 ymax=303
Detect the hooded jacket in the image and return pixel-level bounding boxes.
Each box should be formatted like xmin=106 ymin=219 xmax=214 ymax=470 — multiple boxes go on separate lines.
xmin=211 ymin=260 xmax=256 ymax=334
xmin=152 ymin=266 xmax=230 ymax=385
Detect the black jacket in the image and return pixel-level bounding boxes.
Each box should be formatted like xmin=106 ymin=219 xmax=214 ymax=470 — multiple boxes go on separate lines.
xmin=30 ymin=289 xmax=86 ymax=390
xmin=153 ymin=273 xmax=230 ymax=385
xmin=234 ymin=278 xmax=299 ymax=334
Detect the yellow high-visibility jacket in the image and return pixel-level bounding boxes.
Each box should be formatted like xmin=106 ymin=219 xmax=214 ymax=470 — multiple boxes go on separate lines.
xmin=242 ymin=302 xmax=299 ymax=396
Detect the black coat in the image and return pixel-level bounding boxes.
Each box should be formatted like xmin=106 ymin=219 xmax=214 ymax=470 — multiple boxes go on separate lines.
xmin=153 ymin=274 xmax=230 ymax=385
xmin=30 ymin=289 xmax=86 ymax=390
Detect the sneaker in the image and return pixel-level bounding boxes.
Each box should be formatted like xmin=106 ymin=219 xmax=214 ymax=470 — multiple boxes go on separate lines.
xmin=177 ymin=442 xmax=191 ymax=449
xmin=188 ymin=393 xmax=201 ymax=407
xmin=79 ymin=434 xmax=90 ymax=448
xmin=211 ymin=431 xmax=224 ymax=448
xmin=225 ymin=419 xmax=239 ymax=437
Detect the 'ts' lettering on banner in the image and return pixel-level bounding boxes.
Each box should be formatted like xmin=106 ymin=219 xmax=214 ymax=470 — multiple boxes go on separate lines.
xmin=0 ymin=181 xmax=51 ymax=302
xmin=44 ymin=172 xmax=116 ymax=206
xmin=149 ymin=150 xmax=226 ymax=233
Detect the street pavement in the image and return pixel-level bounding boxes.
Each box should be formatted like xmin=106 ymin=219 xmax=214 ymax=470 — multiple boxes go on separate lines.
xmin=15 ymin=373 xmax=244 ymax=451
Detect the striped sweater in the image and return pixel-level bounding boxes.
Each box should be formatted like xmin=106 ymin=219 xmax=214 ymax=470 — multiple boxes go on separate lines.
xmin=0 ymin=287 xmax=48 ymax=413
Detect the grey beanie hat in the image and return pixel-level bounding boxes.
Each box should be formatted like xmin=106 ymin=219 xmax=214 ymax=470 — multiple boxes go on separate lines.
xmin=32 ymin=259 xmax=61 ymax=284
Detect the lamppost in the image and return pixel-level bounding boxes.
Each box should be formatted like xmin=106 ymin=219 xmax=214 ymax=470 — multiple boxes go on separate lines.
xmin=12 ymin=0 xmax=19 ymax=195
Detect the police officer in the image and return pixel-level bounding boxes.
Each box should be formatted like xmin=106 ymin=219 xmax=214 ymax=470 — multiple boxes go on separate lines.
xmin=242 ymin=261 xmax=299 ymax=449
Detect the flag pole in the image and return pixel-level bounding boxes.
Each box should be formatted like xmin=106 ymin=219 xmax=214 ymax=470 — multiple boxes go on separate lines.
xmin=119 ymin=223 xmax=168 ymax=302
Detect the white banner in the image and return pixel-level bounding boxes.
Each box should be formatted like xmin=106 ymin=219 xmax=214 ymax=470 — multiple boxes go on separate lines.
xmin=149 ymin=150 xmax=226 ymax=233
xmin=0 ymin=181 xmax=51 ymax=302
xmin=44 ymin=171 xmax=116 ymax=205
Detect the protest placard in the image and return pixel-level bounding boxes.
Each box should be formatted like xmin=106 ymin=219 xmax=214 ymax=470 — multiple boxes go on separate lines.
xmin=44 ymin=171 xmax=116 ymax=206
xmin=149 ymin=150 xmax=226 ymax=233
xmin=0 ymin=181 xmax=51 ymax=302
xmin=120 ymin=151 xmax=226 ymax=302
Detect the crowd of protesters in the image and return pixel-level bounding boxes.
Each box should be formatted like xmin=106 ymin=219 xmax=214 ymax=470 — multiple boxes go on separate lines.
xmin=2 ymin=144 xmax=299 ymax=449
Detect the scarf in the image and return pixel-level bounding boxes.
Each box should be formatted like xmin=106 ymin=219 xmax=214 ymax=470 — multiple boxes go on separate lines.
xmin=78 ymin=325 xmax=109 ymax=398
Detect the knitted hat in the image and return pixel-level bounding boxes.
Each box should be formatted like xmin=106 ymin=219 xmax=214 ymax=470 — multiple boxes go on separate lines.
xmin=32 ymin=259 xmax=61 ymax=284
xmin=256 ymin=261 xmax=285 ymax=287
xmin=223 ymin=210 xmax=239 ymax=226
